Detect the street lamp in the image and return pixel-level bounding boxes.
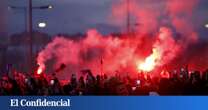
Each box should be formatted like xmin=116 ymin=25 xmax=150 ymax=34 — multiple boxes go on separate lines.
xmin=48 ymin=5 xmax=53 ymax=9
xmin=9 ymin=2 xmax=53 ymax=74
xmin=205 ymin=24 xmax=208 ymax=28
xmin=38 ymin=22 xmax=47 ymax=28
xmin=8 ymin=5 xmax=52 ymax=31
xmin=33 ymin=5 xmax=53 ymax=9
xmin=28 ymin=2 xmax=53 ymax=74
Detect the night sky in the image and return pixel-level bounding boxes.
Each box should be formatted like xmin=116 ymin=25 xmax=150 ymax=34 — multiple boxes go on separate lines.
xmin=4 ymin=0 xmax=208 ymax=38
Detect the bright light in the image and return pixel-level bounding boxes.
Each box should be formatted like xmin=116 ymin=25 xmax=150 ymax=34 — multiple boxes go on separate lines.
xmin=37 ymin=68 xmax=43 ymax=75
xmin=137 ymin=48 xmax=160 ymax=72
xmin=48 ymin=5 xmax=53 ymax=9
xmin=37 ymin=63 xmax=45 ymax=75
xmin=205 ymin=24 xmax=208 ymax=28
xmin=136 ymin=80 xmax=141 ymax=85
xmin=38 ymin=22 xmax=46 ymax=28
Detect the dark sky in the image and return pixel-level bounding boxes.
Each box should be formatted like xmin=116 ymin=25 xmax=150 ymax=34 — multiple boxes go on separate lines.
xmin=5 ymin=0 xmax=208 ymax=37
xmin=0 ymin=0 xmax=7 ymax=36
xmin=8 ymin=0 xmax=115 ymax=35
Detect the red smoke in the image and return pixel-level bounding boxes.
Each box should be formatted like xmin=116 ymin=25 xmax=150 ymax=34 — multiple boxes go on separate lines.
xmin=37 ymin=0 xmax=204 ymax=78
xmin=166 ymin=0 xmax=199 ymax=43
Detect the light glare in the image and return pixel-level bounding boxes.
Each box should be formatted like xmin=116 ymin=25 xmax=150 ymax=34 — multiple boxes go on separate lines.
xmin=38 ymin=22 xmax=46 ymax=28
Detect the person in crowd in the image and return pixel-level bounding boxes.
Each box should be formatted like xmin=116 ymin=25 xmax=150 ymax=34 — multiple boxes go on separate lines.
xmin=0 ymin=68 xmax=208 ymax=96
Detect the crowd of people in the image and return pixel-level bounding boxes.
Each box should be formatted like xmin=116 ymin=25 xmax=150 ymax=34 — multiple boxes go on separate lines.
xmin=0 ymin=68 xmax=208 ymax=96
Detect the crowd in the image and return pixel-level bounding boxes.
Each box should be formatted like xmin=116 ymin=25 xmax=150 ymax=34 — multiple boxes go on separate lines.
xmin=0 ymin=68 xmax=208 ymax=96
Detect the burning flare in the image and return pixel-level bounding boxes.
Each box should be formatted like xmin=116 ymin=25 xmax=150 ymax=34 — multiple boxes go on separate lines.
xmin=137 ymin=48 xmax=161 ymax=72
xmin=37 ymin=68 xmax=43 ymax=75
xmin=37 ymin=64 xmax=45 ymax=75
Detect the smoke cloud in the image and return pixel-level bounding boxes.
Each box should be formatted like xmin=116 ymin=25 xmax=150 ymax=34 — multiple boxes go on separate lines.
xmin=37 ymin=0 xmax=203 ymax=78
